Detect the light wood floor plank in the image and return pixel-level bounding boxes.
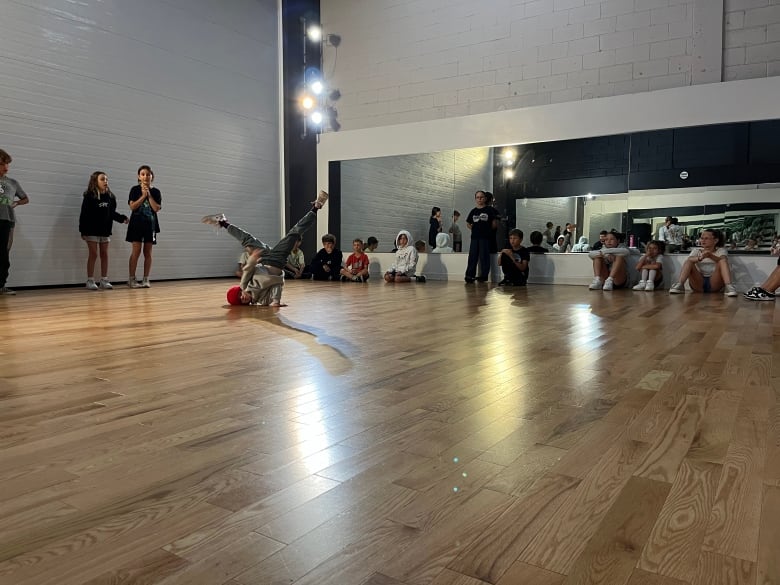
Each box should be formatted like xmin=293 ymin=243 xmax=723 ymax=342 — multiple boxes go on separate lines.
xmin=561 ymin=476 xmax=670 ymax=585
xmin=1 ymin=280 xmax=779 ymax=584
xmin=638 ymin=458 xmax=723 ymax=582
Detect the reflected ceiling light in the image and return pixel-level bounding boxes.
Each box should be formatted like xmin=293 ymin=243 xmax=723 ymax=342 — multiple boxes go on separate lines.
xmin=502 ymin=149 xmax=515 ymax=165
xmin=301 ymin=95 xmax=315 ymax=110
xmin=310 ymin=111 xmax=324 ymax=125
xmin=504 ymin=169 xmax=514 ymax=179
xmin=586 ymin=193 xmax=594 ymax=199
xmin=307 ymin=25 xmax=322 ymax=42
xmin=310 ymin=80 xmax=324 ymax=95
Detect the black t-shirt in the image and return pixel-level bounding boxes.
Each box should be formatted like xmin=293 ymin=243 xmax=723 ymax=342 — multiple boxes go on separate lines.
xmin=527 ymin=245 xmax=547 ymax=254
xmin=467 ymin=206 xmax=499 ymax=239
xmin=510 ymin=246 xmax=531 ymax=274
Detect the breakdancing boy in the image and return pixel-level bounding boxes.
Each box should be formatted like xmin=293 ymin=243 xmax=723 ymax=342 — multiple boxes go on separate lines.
xmin=201 ymin=190 xmax=328 ymax=306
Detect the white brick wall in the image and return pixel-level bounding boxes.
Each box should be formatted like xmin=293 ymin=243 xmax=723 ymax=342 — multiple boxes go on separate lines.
xmin=723 ymin=0 xmax=780 ymax=80
xmin=321 ymin=0 xmax=780 ymax=131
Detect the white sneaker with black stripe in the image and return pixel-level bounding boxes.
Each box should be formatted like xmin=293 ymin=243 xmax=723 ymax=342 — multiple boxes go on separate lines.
xmin=743 ymin=286 xmax=775 ymax=301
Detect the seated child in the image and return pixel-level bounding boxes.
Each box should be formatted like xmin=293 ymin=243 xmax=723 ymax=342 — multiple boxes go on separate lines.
xmin=499 ymin=228 xmax=530 ymax=286
xmin=202 ymin=190 xmax=328 ymax=306
xmin=340 ymin=238 xmax=370 ymax=282
xmin=283 ymin=235 xmax=305 ymax=279
xmin=385 ymin=230 xmax=418 ymax=283
xmin=309 ymin=234 xmax=343 ymax=281
xmin=633 ymin=240 xmax=664 ymax=291
xmin=414 ymin=240 xmax=427 ymax=253
xmin=571 ymin=236 xmax=591 ymax=252
xmin=526 ymin=230 xmax=548 ymax=254
xmin=669 ymin=228 xmax=737 ymax=296
xmin=587 ymin=231 xmax=629 ymax=290
xmin=432 ymin=232 xmax=453 ymax=253
xmin=364 ymin=236 xmax=379 ymax=252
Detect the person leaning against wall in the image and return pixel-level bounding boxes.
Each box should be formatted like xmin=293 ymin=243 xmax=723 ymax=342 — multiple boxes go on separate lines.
xmin=0 ymin=148 xmax=30 ymax=295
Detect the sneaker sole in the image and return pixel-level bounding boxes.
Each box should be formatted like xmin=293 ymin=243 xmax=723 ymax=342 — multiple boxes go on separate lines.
xmin=744 ymin=295 xmax=774 ymax=301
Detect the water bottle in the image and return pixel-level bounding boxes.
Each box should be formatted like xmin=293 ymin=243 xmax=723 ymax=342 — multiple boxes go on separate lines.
xmin=629 ymin=234 xmax=635 ymax=248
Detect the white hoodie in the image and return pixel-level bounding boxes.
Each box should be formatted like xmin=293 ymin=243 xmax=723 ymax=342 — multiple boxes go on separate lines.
xmin=432 ymin=232 xmax=453 ymax=253
xmin=391 ymin=230 xmax=418 ymax=275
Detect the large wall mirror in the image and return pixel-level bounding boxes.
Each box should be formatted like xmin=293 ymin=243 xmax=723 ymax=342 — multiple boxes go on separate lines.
xmin=336 ymin=119 xmax=780 ymax=254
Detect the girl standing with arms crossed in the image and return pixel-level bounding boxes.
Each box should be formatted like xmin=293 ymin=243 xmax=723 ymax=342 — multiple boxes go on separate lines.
xmin=79 ymin=171 xmax=128 ymax=290
xmin=126 ymin=165 xmax=161 ymax=288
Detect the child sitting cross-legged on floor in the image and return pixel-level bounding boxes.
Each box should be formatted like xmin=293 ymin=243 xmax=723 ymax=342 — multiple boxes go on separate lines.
xmin=339 ymin=238 xmax=370 ymax=282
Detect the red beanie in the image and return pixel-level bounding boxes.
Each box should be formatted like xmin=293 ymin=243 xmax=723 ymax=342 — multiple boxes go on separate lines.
xmin=227 ymin=286 xmax=243 ymax=305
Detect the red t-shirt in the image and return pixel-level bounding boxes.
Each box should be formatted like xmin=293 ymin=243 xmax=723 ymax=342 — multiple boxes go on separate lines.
xmin=345 ymin=252 xmax=369 ymax=273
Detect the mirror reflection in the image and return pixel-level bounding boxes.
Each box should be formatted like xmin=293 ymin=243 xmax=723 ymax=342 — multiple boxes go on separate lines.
xmin=340 ymin=149 xmax=780 ymax=255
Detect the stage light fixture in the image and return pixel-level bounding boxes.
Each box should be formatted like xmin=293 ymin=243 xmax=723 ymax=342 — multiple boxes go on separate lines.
xmin=307 ymin=25 xmax=322 ymax=42
xmin=301 ymin=95 xmax=315 ymax=110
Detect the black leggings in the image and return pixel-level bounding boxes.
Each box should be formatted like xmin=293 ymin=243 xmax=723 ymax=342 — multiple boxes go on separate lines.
xmin=0 ymin=220 xmax=12 ymax=288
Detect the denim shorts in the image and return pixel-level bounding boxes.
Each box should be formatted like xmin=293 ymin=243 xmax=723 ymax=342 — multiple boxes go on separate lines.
xmin=83 ymin=235 xmax=110 ymax=243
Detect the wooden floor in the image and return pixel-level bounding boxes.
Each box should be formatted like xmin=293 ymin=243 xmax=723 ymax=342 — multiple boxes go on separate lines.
xmin=0 ymin=279 xmax=778 ymax=585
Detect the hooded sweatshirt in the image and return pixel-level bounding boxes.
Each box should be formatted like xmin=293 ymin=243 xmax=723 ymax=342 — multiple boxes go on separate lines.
xmin=240 ymin=262 xmax=284 ymax=304
xmin=390 ymin=230 xmax=418 ymax=275
xmin=432 ymin=232 xmax=453 ymax=253
xmin=571 ymin=236 xmax=591 ymax=252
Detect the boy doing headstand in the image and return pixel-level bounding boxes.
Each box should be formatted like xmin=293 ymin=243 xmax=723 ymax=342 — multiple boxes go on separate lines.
xmin=202 ymin=190 xmax=328 ymax=305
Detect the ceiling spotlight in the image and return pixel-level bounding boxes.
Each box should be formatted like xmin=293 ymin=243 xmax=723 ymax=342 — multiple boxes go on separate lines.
xmin=307 ymin=25 xmax=322 ymax=42
xmin=310 ymin=111 xmax=323 ymax=125
xmin=301 ymin=95 xmax=315 ymax=110
xmin=502 ymin=149 xmax=516 ymax=165
xmin=310 ymin=80 xmax=324 ymax=95
xmin=503 ymin=169 xmax=515 ymax=179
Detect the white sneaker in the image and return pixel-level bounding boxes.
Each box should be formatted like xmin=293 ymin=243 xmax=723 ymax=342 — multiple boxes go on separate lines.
xmin=603 ymin=277 xmax=614 ymax=291
xmin=141 ymin=278 xmax=151 ymax=288
xmin=99 ymin=278 xmax=113 ymax=290
xmin=589 ymin=277 xmax=603 ymax=290
xmin=86 ymin=279 xmax=99 ymax=291
xmin=724 ymin=283 xmax=738 ymax=297
xmin=0 ymin=287 xmax=16 ymax=295
xmin=632 ymin=280 xmax=646 ymax=291
xmin=201 ymin=213 xmax=227 ymax=226
xmin=313 ymin=190 xmax=329 ymax=209
xmin=669 ymin=282 xmax=685 ymax=294
xmin=645 ymin=281 xmax=656 ymax=291
xmin=128 ymin=277 xmax=141 ymax=289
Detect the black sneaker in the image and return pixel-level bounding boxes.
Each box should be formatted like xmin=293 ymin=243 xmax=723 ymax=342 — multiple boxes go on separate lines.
xmin=416 ymin=275 xmax=426 ymax=283
xmin=465 ymin=277 xmax=475 ymax=283
xmin=743 ymin=286 xmax=775 ymax=301
xmin=498 ymin=279 xmax=508 ymax=286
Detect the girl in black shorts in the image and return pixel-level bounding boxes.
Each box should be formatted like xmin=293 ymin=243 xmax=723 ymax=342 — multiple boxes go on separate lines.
xmin=126 ymin=165 xmax=161 ymax=288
